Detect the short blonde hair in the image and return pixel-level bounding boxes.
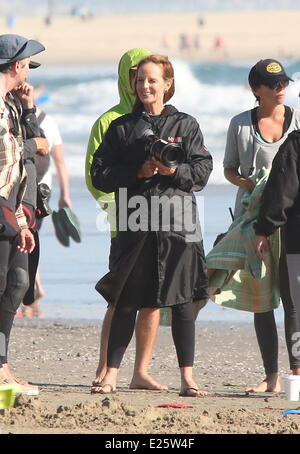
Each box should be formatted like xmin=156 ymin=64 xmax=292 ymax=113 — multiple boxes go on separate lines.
xmin=133 ymin=54 xmax=175 ymax=112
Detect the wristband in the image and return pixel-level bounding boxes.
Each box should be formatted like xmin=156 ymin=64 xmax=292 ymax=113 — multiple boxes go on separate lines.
xmin=22 ymin=106 xmax=36 ymax=115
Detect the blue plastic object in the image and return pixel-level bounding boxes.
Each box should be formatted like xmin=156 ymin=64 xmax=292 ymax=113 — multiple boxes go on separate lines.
xmin=282 ymin=409 xmax=300 ymax=415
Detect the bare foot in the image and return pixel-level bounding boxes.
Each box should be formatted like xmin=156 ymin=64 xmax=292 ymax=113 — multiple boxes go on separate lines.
xmin=91 ymin=369 xmax=118 ymax=395
xmin=0 ymin=367 xmax=8 ymax=382
xmin=21 ymin=304 xmax=33 ymax=318
xmin=246 ymin=374 xmax=281 ymax=393
xmin=1 ymin=364 xmax=39 ymax=395
xmin=93 ymin=367 xmax=107 ymax=385
xmin=30 ymin=300 xmax=43 ymax=318
xmin=34 ymin=274 xmax=45 ymax=300
xmin=91 ymin=382 xmax=116 ymax=394
xmin=129 ymin=374 xmax=168 ymax=390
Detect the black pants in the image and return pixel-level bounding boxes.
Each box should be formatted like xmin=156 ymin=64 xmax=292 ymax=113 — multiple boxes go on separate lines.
xmin=107 ymin=302 xmax=195 ymax=369
xmin=0 ymin=237 xmax=29 ymax=366
xmin=254 ymin=246 xmax=300 ymax=374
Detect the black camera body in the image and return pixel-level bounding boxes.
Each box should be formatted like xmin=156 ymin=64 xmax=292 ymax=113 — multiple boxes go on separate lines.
xmin=142 ymin=129 xmax=184 ymax=168
xmin=36 ymin=182 xmax=52 ymax=219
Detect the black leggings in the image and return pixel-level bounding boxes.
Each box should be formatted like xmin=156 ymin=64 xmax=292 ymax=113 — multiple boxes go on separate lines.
xmin=254 ymin=248 xmax=300 ymax=373
xmin=0 ymin=238 xmax=29 ymax=366
xmin=107 ymin=302 xmax=195 ymax=369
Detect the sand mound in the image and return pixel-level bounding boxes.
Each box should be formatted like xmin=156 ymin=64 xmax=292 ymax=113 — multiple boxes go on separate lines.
xmin=1 ymin=394 xmax=299 ymax=434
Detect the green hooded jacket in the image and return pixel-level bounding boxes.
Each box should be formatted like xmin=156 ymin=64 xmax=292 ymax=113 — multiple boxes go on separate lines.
xmin=85 ymin=48 xmax=151 ymax=204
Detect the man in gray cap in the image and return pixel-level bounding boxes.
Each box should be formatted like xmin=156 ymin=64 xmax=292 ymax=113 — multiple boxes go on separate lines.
xmin=0 ymin=34 xmax=45 ymax=395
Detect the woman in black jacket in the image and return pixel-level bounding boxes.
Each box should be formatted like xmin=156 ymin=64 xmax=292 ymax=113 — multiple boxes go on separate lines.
xmin=91 ymin=55 xmax=213 ymax=396
xmin=255 ymin=130 xmax=300 ymax=332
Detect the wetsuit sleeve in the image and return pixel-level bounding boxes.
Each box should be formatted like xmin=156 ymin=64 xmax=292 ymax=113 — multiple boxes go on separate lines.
xmin=21 ymin=111 xmax=45 ymax=139
xmin=255 ymin=137 xmax=300 ymax=236
xmin=85 ymin=117 xmax=115 ymax=201
xmin=91 ymin=123 xmax=141 ymax=193
xmin=172 ymin=119 xmax=213 ymax=192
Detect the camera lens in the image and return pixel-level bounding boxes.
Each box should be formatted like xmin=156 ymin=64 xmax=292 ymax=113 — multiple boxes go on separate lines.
xmin=152 ymin=141 xmax=183 ymax=168
xmin=142 ymin=128 xmax=184 ymax=168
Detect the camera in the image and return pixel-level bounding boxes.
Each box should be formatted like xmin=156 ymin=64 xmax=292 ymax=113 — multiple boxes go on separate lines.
xmin=36 ymin=183 xmax=52 ymax=219
xmin=142 ymin=129 xmax=184 ymax=168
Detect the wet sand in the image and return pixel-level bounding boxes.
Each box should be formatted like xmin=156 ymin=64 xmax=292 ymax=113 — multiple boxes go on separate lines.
xmin=1 ymin=319 xmax=300 ymax=434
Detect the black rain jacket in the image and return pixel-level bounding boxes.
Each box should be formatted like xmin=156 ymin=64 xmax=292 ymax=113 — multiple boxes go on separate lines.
xmin=91 ymin=105 xmax=213 ymax=307
xmin=255 ymin=130 xmax=300 ymax=253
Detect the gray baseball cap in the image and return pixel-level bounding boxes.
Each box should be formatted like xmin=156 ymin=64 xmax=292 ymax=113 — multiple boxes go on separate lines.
xmin=0 ymin=34 xmax=45 ymax=67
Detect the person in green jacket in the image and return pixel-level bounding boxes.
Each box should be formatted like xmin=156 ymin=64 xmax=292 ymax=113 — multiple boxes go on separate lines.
xmin=86 ymin=48 xmax=166 ymax=393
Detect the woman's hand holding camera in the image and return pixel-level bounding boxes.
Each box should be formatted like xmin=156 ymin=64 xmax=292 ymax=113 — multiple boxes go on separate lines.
xmin=137 ymin=159 xmax=158 ymax=178
xmin=152 ymin=158 xmax=177 ymax=176
xmin=137 ymin=158 xmax=177 ymax=178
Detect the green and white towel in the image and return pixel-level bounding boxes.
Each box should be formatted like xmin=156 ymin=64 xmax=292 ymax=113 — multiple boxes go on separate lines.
xmin=206 ymin=168 xmax=281 ymax=313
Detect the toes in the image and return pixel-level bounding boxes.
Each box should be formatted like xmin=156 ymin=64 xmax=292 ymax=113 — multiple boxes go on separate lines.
xmin=91 ymin=383 xmax=116 ymax=394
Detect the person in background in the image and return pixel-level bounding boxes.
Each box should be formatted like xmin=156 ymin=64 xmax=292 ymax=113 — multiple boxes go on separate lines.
xmin=34 ymin=84 xmax=71 ymax=210
xmin=91 ymin=54 xmax=212 ymax=396
xmin=17 ymin=81 xmax=49 ymax=321
xmin=21 ymin=83 xmax=72 ymax=317
xmin=86 ymin=48 xmax=168 ymax=393
xmin=0 ymin=33 xmax=44 ymax=394
xmin=223 ymin=59 xmax=300 ymax=392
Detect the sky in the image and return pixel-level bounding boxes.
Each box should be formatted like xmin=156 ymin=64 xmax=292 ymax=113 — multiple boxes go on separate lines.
xmin=1 ymin=0 xmax=300 ymax=16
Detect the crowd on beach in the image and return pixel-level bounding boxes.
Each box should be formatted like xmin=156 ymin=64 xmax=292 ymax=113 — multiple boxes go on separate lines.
xmin=1 ymin=32 xmax=300 ymax=401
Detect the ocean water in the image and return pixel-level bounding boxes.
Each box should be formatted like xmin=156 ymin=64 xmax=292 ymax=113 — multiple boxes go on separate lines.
xmin=26 ymin=59 xmax=300 ymax=322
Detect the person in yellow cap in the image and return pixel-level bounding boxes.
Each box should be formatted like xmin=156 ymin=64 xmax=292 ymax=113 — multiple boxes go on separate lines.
xmin=86 ymin=48 xmax=167 ymax=393
xmin=223 ymin=58 xmax=300 ymax=393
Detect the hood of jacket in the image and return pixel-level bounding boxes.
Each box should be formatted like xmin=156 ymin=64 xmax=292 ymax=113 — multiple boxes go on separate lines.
xmin=117 ymin=48 xmax=151 ymax=114
xmin=85 ymin=48 xmax=151 ymax=208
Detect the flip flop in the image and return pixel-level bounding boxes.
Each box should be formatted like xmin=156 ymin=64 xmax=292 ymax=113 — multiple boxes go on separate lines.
xmin=52 ymin=211 xmax=70 ymax=247
xmin=179 ymin=387 xmax=206 ymax=397
xmin=91 ymin=382 xmax=116 ymax=395
xmin=58 ymin=208 xmax=81 ymax=243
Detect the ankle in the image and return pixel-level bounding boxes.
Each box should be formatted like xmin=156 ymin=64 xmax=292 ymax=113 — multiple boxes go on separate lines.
xmin=102 ymin=367 xmax=118 ymax=382
xmin=95 ymin=366 xmax=107 ymax=378
xmin=265 ymin=372 xmax=279 ymax=379
xmin=179 ymin=366 xmax=194 ymax=383
xmin=132 ymin=369 xmax=149 ymax=378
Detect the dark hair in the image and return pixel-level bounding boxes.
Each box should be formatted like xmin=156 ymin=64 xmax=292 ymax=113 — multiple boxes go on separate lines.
xmin=0 ymin=63 xmax=12 ymax=74
xmin=132 ymin=54 xmax=175 ymax=112
xmin=248 ymin=58 xmax=291 ymax=103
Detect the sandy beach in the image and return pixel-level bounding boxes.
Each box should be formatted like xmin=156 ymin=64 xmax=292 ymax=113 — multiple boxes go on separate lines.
xmin=1 ymin=319 xmax=300 ymax=435
xmin=2 ymin=9 xmax=300 ymax=437
xmin=1 ymin=10 xmax=300 ymax=65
